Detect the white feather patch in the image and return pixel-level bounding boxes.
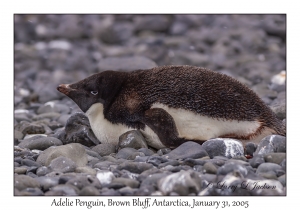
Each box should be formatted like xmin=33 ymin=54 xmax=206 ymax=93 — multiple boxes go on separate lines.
xmin=85 ymin=103 xmax=164 ymax=148
xmin=151 ymin=103 xmax=261 ymax=141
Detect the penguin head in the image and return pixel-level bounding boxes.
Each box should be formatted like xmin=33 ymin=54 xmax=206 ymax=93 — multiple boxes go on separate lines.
xmin=57 ymin=70 xmax=127 ymax=113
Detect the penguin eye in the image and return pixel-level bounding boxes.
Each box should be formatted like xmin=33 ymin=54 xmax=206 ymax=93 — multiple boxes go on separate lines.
xmin=90 ymin=91 xmax=98 ymax=95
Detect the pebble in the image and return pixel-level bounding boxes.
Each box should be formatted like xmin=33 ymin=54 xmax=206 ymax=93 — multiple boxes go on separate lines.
xmin=62 ymin=112 xmax=100 ymax=146
xmin=18 ymin=188 xmax=44 ymax=196
xmin=203 ymin=162 xmax=218 ymax=174
xmin=202 ymin=138 xmax=244 ymax=158
xmin=66 ymin=175 xmax=101 ymax=190
xmin=278 ymin=174 xmax=286 ymax=187
xmin=140 ymin=173 xmax=168 ymax=188
xmin=256 ymin=162 xmax=282 ymax=176
xmin=96 ymin=171 xmax=115 ymax=185
xmin=116 ymin=147 xmax=138 ymax=159
xmin=138 ymin=148 xmax=155 ymax=156
xmin=245 ymin=142 xmax=258 ymax=157
xmin=217 ymin=162 xmax=248 ymax=177
xmin=35 ymin=176 xmax=59 ymax=191
xmin=117 ymin=162 xmax=153 ymax=174
xmin=249 ymin=154 xmax=265 ymax=168
xmin=36 ymin=166 xmax=51 ymax=176
xmin=75 ymin=166 xmax=97 ymax=175
xmin=254 ymin=135 xmax=286 ymax=156
xmin=92 ymin=143 xmax=116 ymax=156
xmin=18 ymin=136 xmax=62 ymax=150
xmin=147 ymin=156 xmax=168 ymax=166
xmin=14 ymin=167 xmax=28 ymax=174
xmin=157 ymin=148 xmax=172 ymax=155
xmin=45 ymin=184 xmax=79 ymax=196
xmin=109 ymin=177 xmax=140 ymax=188
xmin=36 ymin=143 xmax=88 ymax=167
xmin=14 ymin=174 xmax=40 ymax=191
xmin=118 ymin=130 xmax=148 ymax=150
xmin=164 ymin=141 xmax=208 ymax=160
xmin=119 ymin=186 xmax=138 ymax=196
xmin=158 ymin=170 xmax=202 ymax=195
xmin=79 ymin=186 xmax=100 ymax=196
xmin=264 ymin=153 xmax=286 ymax=165
xmin=14 ymin=130 xmax=24 ymax=141
xmin=271 ymin=102 xmax=286 ymax=120
xmin=16 ymin=121 xmax=45 ymax=135
xmin=49 ymin=156 xmax=77 ymax=173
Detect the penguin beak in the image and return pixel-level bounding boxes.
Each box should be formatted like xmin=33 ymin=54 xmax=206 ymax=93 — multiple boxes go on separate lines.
xmin=57 ymin=84 xmax=73 ymax=95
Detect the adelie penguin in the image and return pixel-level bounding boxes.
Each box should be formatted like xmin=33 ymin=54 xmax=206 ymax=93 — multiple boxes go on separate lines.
xmin=57 ymin=65 xmax=285 ymax=149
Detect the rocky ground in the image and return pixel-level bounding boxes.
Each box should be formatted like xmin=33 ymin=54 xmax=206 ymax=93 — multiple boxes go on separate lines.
xmin=14 ymin=14 xmax=286 ymax=196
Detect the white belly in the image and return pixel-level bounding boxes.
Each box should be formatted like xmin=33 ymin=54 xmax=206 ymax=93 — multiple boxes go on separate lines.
xmin=85 ymin=103 xmax=164 ymax=148
xmin=150 ymin=103 xmax=261 ymax=140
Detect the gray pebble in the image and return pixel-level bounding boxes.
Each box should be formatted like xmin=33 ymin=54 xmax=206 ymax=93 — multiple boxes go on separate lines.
xmin=33 ymin=112 xmax=61 ymax=121
xmin=157 ymin=148 xmax=172 ymax=155
xmin=249 ymin=154 xmax=265 ymax=168
xmin=127 ymin=152 xmax=145 ymax=160
xmin=79 ymin=186 xmax=100 ymax=196
xmin=36 ymin=143 xmax=88 ymax=167
xmin=217 ymin=162 xmax=248 ymax=177
xmin=118 ymin=130 xmax=148 ymax=150
xmin=140 ymin=173 xmax=168 ymax=188
xmin=138 ymin=148 xmax=155 ymax=156
xmin=14 ymin=167 xmax=28 ymax=174
xmin=158 ymin=160 xmax=180 ymax=168
xmin=49 ymin=156 xmax=76 ymax=173
xmin=85 ymin=149 xmax=102 ymax=159
xmin=202 ymin=138 xmax=244 ymax=159
xmin=158 ymin=170 xmax=201 ymax=195
xmin=75 ymin=166 xmax=97 ymax=175
xmin=66 ymin=175 xmax=101 ymax=190
xmin=45 ymin=184 xmax=79 ymax=196
xmin=110 ymin=177 xmax=140 ymax=188
xmin=16 ymin=121 xmax=45 ymax=135
xmin=117 ymin=162 xmax=153 ymax=174
xmin=116 ymin=147 xmax=138 ymax=159
xmin=134 ymin=156 xmax=150 ymax=162
xmin=280 ymin=159 xmax=286 ymax=171
xmin=270 ymin=102 xmax=286 ymax=120
xmin=119 ymin=186 xmax=138 ymax=196
xmin=245 ymin=142 xmax=258 ymax=157
xmin=93 ymin=161 xmax=116 ymax=170
xmin=256 ymin=162 xmax=282 ymax=175
xmin=18 ymin=188 xmax=44 ymax=196
xmin=254 ymin=135 xmax=286 ymax=156
xmin=278 ymin=174 xmax=286 ymax=187
xmin=18 ymin=136 xmax=62 ymax=150
xmin=36 ymin=166 xmax=51 ymax=176
xmin=203 ymin=162 xmax=218 ymax=174
xmin=100 ymin=188 xmax=121 ymax=196
xmin=14 ymin=130 xmax=24 ymax=141
xmin=147 ymin=156 xmax=168 ymax=166
xmin=35 ymin=176 xmax=59 ymax=191
xmin=92 ymin=143 xmax=116 ymax=156
xmin=164 ymin=142 xmax=208 ymax=160
xmin=63 ymin=112 xmax=100 ymax=146
xmin=264 ymin=153 xmax=286 ymax=165
xmin=14 ymin=174 xmax=40 ymax=191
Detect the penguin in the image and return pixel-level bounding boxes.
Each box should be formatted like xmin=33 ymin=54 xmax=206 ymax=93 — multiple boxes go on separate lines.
xmin=57 ymin=65 xmax=285 ymax=149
